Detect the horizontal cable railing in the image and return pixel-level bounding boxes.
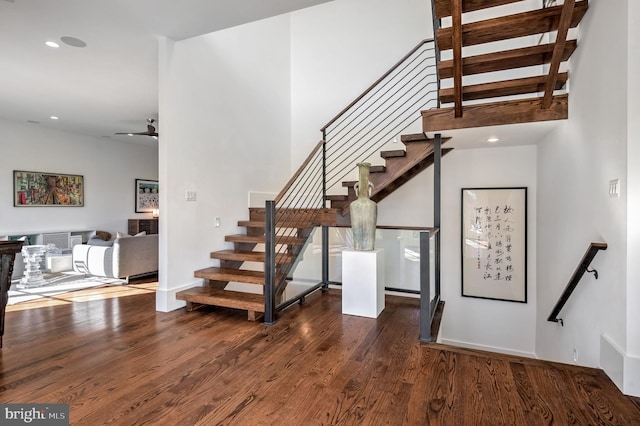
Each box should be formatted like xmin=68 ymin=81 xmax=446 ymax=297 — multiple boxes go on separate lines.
xmin=265 ymin=39 xmax=441 ymax=324
xmin=547 ymin=242 xmax=607 ymax=326
xmin=321 ymin=39 xmax=439 ymax=193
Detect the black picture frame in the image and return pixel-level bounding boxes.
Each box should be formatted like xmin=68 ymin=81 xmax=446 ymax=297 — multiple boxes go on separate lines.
xmin=135 ymin=179 xmax=159 ymax=213
xmin=461 ymin=187 xmax=527 ymax=303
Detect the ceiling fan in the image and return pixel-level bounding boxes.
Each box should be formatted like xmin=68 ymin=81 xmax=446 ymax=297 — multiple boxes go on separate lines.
xmin=115 ymin=118 xmax=158 ymax=139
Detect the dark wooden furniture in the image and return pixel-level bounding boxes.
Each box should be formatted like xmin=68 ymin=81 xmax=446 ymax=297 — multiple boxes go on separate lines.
xmin=128 ymin=218 xmax=158 ymax=235
xmin=0 ymin=240 xmax=24 ymax=348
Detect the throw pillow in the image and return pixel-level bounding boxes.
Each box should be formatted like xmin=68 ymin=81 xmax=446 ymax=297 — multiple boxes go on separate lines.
xmin=134 ymin=231 xmax=147 ymax=237
xmin=116 ymin=231 xmax=130 ymax=239
xmin=95 ymin=230 xmax=112 ymax=241
xmin=87 ymin=236 xmax=114 ymax=247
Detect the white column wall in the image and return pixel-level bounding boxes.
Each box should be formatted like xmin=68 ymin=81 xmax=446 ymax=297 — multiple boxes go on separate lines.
xmin=536 ymin=0 xmax=629 ymax=372
xmin=0 ymin=118 xmax=158 ymax=234
xmin=157 ymin=16 xmax=292 ymax=311
xmin=625 ymin=0 xmax=640 ymax=396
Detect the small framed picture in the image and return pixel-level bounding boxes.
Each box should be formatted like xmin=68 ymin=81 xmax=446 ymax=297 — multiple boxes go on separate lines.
xmin=461 ymin=187 xmax=527 ymax=303
xmin=135 ymin=179 xmax=159 ymax=213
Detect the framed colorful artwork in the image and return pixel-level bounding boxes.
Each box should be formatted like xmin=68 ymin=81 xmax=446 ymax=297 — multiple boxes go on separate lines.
xmin=13 ymin=170 xmax=84 ymax=207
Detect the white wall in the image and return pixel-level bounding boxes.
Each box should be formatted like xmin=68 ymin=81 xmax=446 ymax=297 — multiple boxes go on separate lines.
xmin=290 ymin=0 xmax=432 ymax=166
xmin=157 ymin=15 xmax=292 ymax=310
xmin=437 ymin=146 xmax=537 ymax=356
xmin=536 ymin=0 xmax=630 ymax=376
xmin=0 ymin=118 xmax=158 ymax=235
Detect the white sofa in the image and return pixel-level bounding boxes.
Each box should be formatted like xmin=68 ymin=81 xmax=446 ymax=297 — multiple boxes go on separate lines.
xmin=72 ymin=234 xmax=158 ymax=281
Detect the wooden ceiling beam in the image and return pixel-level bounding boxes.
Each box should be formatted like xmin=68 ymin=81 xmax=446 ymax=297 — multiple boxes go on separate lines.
xmin=439 ymin=73 xmax=568 ymax=103
xmin=542 ymin=0 xmax=575 ymax=109
xmin=438 ymin=41 xmax=577 ymax=79
xmin=436 ymin=1 xmax=588 ymax=50
xmin=452 ymin=0 xmax=463 ymax=117
xmin=434 ymin=0 xmax=524 ymax=19
xmin=422 ymin=94 xmax=568 ymax=132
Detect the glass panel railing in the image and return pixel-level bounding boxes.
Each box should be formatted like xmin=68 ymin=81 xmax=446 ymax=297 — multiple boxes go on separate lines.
xmin=281 ymin=226 xmax=437 ymax=302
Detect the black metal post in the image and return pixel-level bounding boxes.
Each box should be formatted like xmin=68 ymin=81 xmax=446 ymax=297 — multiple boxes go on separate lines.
xmin=264 ymin=200 xmax=277 ymax=325
xmin=430 ymin=3 xmax=442 ymax=109
xmin=434 ymin=133 xmax=441 ymax=299
xmin=322 ymin=135 xmax=329 ymax=290
xmin=419 ymin=230 xmax=432 ymax=342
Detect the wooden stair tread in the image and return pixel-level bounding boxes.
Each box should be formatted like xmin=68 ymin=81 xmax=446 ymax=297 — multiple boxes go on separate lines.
xmin=225 ymin=234 xmax=306 ymax=245
xmin=400 ymin=134 xmax=453 ymax=144
xmin=237 ymin=220 xmax=315 ymax=229
xmin=209 ymin=250 xmax=294 ymax=264
xmin=436 ymin=1 xmax=588 ymax=50
xmin=248 ymin=207 xmax=340 ymax=227
xmin=422 ymin=94 xmax=568 ymax=132
xmin=326 ymin=194 xmax=349 ymax=201
xmin=380 ymin=150 xmax=406 ymax=159
xmin=439 ymin=41 xmax=577 ymax=79
xmin=194 ymin=267 xmax=265 ymax=285
xmin=211 ymin=250 xmax=265 ymax=262
xmin=176 ymin=287 xmax=264 ymax=312
xmin=440 ymin=73 xmax=568 ymax=103
xmin=369 ymin=165 xmax=386 ymax=173
xmin=434 ymin=0 xmax=524 ymax=18
xmin=400 ymin=133 xmax=429 ymax=143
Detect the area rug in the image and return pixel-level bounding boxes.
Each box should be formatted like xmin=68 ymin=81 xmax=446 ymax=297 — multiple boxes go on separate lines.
xmin=8 ymin=272 xmax=126 ymax=305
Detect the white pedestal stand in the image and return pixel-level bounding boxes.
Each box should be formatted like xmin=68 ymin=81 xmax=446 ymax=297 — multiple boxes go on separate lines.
xmin=342 ymin=248 xmax=385 ymax=318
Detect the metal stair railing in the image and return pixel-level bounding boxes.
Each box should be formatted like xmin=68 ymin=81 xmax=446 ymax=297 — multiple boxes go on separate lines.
xmin=265 ymin=39 xmax=441 ymax=328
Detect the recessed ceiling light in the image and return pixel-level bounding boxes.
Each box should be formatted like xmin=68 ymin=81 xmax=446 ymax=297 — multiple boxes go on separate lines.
xmin=61 ymin=36 xmax=87 ymax=48
xmin=487 ymin=137 xmax=500 ymax=143
xmin=50 ymin=116 xmax=59 ymax=120
xmin=127 ymin=133 xmax=133 ymax=136
xmin=45 ymin=41 xmax=60 ymax=48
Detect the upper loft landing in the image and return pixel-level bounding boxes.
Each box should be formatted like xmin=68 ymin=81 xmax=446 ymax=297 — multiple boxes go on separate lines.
xmin=422 ymin=0 xmax=588 ymax=132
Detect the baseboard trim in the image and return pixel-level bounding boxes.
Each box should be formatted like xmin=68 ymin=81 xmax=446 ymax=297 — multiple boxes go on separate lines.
xmin=439 ymin=338 xmax=537 ymax=359
xmin=155 ymin=280 xmax=201 ymax=312
xmin=600 ymin=334 xmax=640 ymax=397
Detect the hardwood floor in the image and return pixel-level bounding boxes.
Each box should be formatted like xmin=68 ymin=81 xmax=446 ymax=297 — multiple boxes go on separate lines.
xmin=1 ymin=282 xmax=639 ymax=425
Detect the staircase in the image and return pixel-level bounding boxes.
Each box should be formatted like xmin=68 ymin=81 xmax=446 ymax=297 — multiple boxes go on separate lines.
xmin=423 ymin=0 xmax=588 ymax=131
xmin=176 ymin=135 xmax=451 ymax=320
xmin=177 ymin=0 xmax=590 ymax=322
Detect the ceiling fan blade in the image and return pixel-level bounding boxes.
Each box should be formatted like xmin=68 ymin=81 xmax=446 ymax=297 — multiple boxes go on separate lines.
xmin=115 ymin=131 xmax=153 ymax=136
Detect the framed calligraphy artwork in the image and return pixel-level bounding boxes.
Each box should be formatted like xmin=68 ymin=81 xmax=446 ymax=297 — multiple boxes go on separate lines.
xmin=461 ymin=187 xmax=527 ymax=303
xmin=13 ymin=170 xmax=84 ymax=207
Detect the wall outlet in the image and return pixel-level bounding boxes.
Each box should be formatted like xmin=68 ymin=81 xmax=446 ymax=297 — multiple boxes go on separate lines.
xmin=215 ymin=217 xmax=221 ymax=227
xmin=185 ymin=190 xmax=197 ymax=201
xmin=573 ymin=347 xmax=578 ymax=363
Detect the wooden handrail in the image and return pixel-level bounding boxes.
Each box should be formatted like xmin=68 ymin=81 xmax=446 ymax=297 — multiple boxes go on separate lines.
xmin=274 ymin=140 xmax=324 ymax=203
xmin=547 ymin=242 xmax=607 ymax=325
xmin=320 ymin=38 xmax=435 ymax=132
